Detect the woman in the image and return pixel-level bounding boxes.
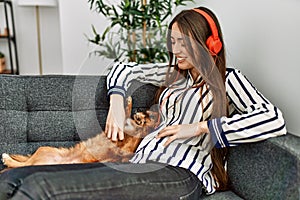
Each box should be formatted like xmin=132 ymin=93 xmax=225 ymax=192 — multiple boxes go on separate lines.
xmin=105 ymin=6 xmax=286 ymax=194
xmin=2 ymin=7 xmax=286 ymax=199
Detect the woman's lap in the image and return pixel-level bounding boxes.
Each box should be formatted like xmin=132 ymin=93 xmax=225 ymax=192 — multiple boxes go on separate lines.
xmin=0 ymin=162 xmax=202 ymax=200
xmin=0 ymin=163 xmax=104 ymax=199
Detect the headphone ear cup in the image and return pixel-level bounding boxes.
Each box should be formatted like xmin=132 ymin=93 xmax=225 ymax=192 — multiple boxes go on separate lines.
xmin=206 ymin=36 xmax=222 ymax=56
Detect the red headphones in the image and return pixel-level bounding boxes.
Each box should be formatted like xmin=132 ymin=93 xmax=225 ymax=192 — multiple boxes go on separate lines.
xmin=192 ymin=8 xmax=222 ymax=56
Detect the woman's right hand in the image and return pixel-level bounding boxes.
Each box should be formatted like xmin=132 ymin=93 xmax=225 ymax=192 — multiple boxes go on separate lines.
xmin=105 ymin=94 xmax=126 ymax=141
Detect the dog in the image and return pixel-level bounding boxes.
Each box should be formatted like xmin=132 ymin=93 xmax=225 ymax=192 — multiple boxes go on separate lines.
xmin=1 ymin=96 xmax=159 ymax=169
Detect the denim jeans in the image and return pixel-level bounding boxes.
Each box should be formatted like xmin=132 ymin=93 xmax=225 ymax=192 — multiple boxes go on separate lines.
xmin=0 ymin=162 xmax=202 ymax=200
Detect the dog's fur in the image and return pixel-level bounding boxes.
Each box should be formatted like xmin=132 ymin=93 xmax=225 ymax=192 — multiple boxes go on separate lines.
xmin=1 ymin=97 xmax=158 ymax=169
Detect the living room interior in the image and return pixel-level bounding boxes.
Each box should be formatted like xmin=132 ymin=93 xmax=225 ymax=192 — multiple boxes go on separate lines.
xmin=1 ymin=0 xmax=298 ymax=137
xmin=0 ymin=0 xmax=299 ymax=199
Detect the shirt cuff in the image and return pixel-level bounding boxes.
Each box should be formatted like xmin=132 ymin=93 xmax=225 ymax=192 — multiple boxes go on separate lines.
xmin=207 ymin=118 xmax=229 ymax=148
xmin=107 ymin=86 xmax=126 ymax=97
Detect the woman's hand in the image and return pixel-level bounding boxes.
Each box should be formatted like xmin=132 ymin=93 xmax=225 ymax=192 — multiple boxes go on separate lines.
xmin=105 ymin=94 xmax=126 ymax=141
xmin=156 ymin=121 xmax=209 ymax=147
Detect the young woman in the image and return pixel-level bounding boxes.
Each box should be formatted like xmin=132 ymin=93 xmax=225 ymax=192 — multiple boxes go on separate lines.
xmin=1 ymin=7 xmax=286 ymax=199
xmin=105 ymin=6 xmax=286 ymax=194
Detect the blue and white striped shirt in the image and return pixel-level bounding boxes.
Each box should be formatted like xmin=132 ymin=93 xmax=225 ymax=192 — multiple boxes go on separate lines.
xmin=106 ymin=62 xmax=286 ymax=194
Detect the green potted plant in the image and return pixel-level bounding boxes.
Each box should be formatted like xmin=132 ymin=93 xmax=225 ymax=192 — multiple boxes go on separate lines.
xmin=88 ymin=0 xmax=194 ymax=63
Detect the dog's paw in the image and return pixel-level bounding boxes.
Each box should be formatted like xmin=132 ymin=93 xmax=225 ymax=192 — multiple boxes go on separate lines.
xmin=1 ymin=153 xmax=10 ymax=164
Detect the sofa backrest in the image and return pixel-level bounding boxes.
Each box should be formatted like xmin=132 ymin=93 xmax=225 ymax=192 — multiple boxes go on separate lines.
xmin=0 ymin=75 xmax=158 ymax=144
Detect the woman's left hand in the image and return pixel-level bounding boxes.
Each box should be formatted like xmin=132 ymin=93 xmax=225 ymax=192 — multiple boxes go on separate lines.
xmin=156 ymin=121 xmax=209 ymax=147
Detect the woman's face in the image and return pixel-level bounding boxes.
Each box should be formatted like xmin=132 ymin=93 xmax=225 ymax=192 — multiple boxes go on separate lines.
xmin=171 ymin=22 xmax=199 ymax=79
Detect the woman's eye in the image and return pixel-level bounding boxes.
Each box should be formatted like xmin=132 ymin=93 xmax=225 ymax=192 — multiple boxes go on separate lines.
xmin=171 ymin=42 xmax=185 ymax=47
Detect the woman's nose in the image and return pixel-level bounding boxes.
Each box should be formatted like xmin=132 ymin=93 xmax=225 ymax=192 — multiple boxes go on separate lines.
xmin=172 ymin=43 xmax=181 ymax=54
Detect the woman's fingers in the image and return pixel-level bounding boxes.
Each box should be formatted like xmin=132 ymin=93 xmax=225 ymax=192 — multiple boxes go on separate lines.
xmin=156 ymin=126 xmax=179 ymax=146
xmin=105 ymin=123 xmax=111 ymax=139
xmin=156 ymin=122 xmax=206 ymax=147
xmin=156 ymin=125 xmax=179 ymax=138
xmin=118 ymin=131 xmax=124 ymax=140
xmin=163 ymin=135 xmax=177 ymax=147
xmin=106 ymin=122 xmax=124 ymax=141
xmin=111 ymin=127 xmax=124 ymax=141
xmin=111 ymin=126 xmax=118 ymax=141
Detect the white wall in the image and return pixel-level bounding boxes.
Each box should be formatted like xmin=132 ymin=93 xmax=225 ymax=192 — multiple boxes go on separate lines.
xmin=58 ymin=0 xmax=111 ymax=75
xmin=10 ymin=0 xmax=300 ymax=136
xmin=13 ymin=0 xmax=62 ymax=74
xmin=195 ymin=0 xmax=300 ymax=137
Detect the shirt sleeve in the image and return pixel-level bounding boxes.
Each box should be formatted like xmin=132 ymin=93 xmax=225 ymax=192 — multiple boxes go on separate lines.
xmin=106 ymin=62 xmax=169 ymax=97
xmin=208 ymin=68 xmax=287 ymax=148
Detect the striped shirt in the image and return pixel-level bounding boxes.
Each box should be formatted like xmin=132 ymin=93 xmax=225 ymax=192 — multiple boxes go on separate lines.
xmin=106 ymin=62 xmax=287 ymax=194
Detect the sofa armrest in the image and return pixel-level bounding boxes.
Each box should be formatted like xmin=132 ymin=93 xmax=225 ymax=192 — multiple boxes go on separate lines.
xmin=227 ymin=133 xmax=300 ymax=199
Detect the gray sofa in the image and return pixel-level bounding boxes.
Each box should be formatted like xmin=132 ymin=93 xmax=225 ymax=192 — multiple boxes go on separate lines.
xmin=0 ymin=74 xmax=299 ymax=199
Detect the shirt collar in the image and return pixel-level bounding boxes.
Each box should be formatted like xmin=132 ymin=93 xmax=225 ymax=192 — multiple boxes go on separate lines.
xmin=187 ymin=71 xmax=203 ymax=87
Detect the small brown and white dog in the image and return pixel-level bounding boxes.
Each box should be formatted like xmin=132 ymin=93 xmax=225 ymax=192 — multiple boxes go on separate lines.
xmin=1 ymin=97 xmax=158 ymax=169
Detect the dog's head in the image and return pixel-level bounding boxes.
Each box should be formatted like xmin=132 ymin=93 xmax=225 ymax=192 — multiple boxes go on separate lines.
xmin=133 ymin=111 xmax=159 ymax=127
xmin=124 ymin=111 xmax=159 ymax=136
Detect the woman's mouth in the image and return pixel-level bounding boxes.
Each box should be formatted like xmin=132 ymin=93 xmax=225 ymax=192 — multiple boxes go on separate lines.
xmin=177 ymin=57 xmax=186 ymax=63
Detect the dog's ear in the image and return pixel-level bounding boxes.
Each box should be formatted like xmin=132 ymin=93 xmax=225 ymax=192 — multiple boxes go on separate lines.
xmin=145 ymin=111 xmax=159 ymax=126
xmin=146 ymin=111 xmax=159 ymax=119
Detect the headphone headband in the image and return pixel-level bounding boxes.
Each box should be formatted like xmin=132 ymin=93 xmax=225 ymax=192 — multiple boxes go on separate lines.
xmin=192 ymin=8 xmax=222 ymax=55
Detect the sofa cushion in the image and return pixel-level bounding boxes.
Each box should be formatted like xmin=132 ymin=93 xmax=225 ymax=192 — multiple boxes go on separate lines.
xmin=26 ymin=76 xmax=102 ymax=142
xmin=0 ymin=76 xmax=27 ymax=111
xmin=0 ymin=75 xmax=158 ymax=144
xmin=0 ymin=76 xmax=27 ymax=143
xmin=0 ymin=110 xmax=27 ymax=143
xmin=228 ymin=134 xmax=300 ymax=199
xmin=202 ymin=191 xmax=243 ymax=199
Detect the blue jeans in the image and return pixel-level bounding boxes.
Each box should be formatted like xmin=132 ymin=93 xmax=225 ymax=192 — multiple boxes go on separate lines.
xmin=0 ymin=162 xmax=202 ymax=200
